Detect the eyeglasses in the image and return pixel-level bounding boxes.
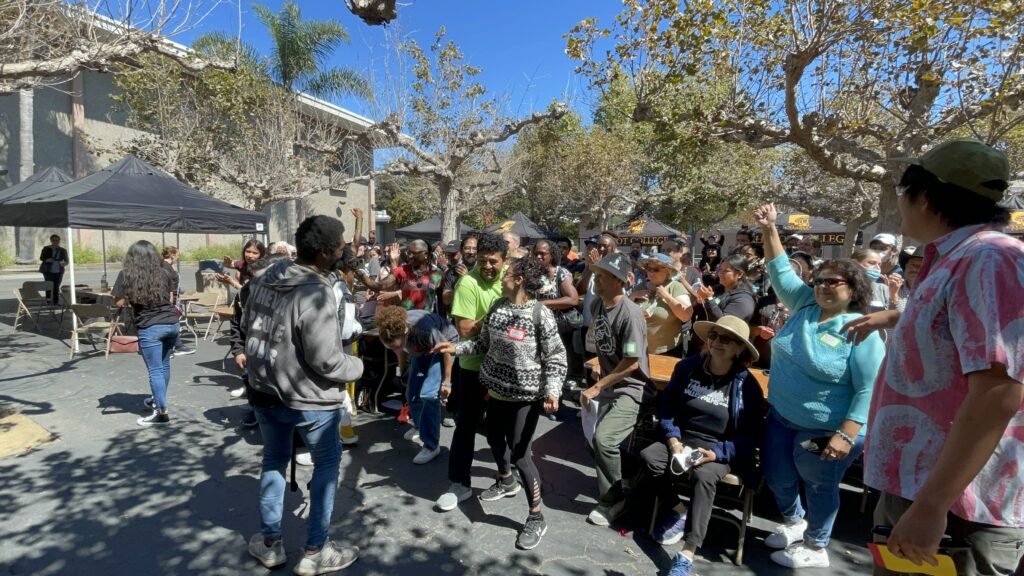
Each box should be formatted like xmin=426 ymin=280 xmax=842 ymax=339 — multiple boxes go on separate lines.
xmin=707 ymin=331 xmax=739 ymax=345
xmin=813 ymin=277 xmax=848 ymax=288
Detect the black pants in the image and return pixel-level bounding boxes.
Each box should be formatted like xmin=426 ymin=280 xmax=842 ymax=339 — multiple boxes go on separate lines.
xmin=561 ymin=329 xmax=584 ymax=381
xmin=448 ymin=368 xmax=488 ymax=487
xmin=640 ymin=441 xmax=730 ymax=548
xmin=487 ymin=397 xmax=543 ymax=509
xmin=42 ymin=271 xmax=63 ymax=304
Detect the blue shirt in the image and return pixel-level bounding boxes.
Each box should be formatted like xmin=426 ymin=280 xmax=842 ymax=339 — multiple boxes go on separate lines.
xmin=766 ymin=254 xmax=885 ymax=432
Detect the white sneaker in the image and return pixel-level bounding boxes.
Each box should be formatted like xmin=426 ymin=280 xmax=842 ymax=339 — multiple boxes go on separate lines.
xmin=770 ymin=543 xmax=830 ymax=568
xmin=413 ymin=446 xmax=440 ymax=464
xmin=293 ymin=541 xmax=359 ymax=576
xmin=436 ymin=482 xmax=473 ymax=511
xmin=765 ymin=518 xmax=808 ymax=549
xmin=403 ymin=427 xmax=421 ymax=443
xmin=587 ymin=500 xmax=625 ymax=526
xmin=247 ymin=533 xmax=286 ymax=568
xmin=341 ymin=434 xmax=360 ymax=446
xmin=229 ymin=386 xmax=246 ymax=399
xmin=295 ymin=450 xmax=313 ymax=467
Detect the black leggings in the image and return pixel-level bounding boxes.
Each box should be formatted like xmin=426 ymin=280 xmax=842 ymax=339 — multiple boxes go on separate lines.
xmin=487 ymin=397 xmax=543 ymax=509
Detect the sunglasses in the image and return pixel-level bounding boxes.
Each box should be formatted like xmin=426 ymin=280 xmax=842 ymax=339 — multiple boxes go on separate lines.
xmin=813 ymin=277 xmax=848 ymax=288
xmin=707 ymin=331 xmax=739 ymax=345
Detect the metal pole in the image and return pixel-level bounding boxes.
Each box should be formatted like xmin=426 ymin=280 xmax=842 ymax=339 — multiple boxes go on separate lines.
xmin=176 ymin=232 xmax=181 ymax=273
xmin=66 ymin=226 xmax=78 ymax=352
xmin=101 ymin=229 xmax=107 ymax=280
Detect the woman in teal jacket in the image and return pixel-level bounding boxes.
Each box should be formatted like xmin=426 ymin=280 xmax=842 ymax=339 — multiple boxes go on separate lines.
xmin=754 ymin=204 xmax=885 ymax=570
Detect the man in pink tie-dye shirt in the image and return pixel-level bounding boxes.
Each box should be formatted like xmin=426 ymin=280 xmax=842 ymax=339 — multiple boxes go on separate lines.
xmin=843 ymin=139 xmax=1024 ymax=575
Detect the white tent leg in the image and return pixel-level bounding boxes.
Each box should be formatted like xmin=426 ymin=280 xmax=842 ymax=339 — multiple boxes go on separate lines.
xmin=101 ymin=230 xmax=107 ymax=280
xmin=67 ymin=226 xmax=78 ymax=353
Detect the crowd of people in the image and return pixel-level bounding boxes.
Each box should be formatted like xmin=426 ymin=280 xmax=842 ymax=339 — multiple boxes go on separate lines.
xmin=105 ymin=139 xmax=1023 ymax=576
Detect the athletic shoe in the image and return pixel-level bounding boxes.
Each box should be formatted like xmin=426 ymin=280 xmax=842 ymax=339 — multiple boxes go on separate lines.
xmin=479 ymin=476 xmax=521 ymax=501
xmin=436 ymin=483 xmax=473 ymax=512
xmin=587 ymin=500 xmax=625 ymax=526
xmin=667 ymin=552 xmax=693 ymax=576
xmin=516 ymin=513 xmax=547 ymax=550
xmin=143 ymin=397 xmax=155 ymax=410
xmin=293 ymin=541 xmax=359 ymax=576
xmin=653 ymin=509 xmax=688 ymax=545
xmin=341 ymin=434 xmax=359 ymax=446
xmin=441 ymin=417 xmax=456 ymax=428
xmin=403 ymin=427 xmax=420 ymax=441
xmin=241 ymin=411 xmax=259 ymax=428
xmin=229 ymin=386 xmax=247 ymax=399
xmin=413 ymin=446 xmax=440 ymax=464
xmin=137 ymin=410 xmax=169 ymax=427
xmin=173 ymin=345 xmax=196 ymax=356
xmin=248 ymin=534 xmax=286 ymax=569
xmin=765 ymin=518 xmax=808 ymax=549
xmin=770 ymin=543 xmax=830 ymax=568
xmin=295 ymin=450 xmax=313 ymax=467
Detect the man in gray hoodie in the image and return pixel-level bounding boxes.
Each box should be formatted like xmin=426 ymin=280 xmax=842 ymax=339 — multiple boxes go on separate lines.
xmin=242 ymin=215 xmax=364 ymax=576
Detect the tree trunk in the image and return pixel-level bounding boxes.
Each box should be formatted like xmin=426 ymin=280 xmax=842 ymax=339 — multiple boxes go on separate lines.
xmin=875 ymin=179 xmax=901 ymax=235
xmin=439 ymin=182 xmax=461 ymax=244
xmin=842 ymin=195 xmax=875 ymax=257
xmin=16 ymin=88 xmax=34 ymax=262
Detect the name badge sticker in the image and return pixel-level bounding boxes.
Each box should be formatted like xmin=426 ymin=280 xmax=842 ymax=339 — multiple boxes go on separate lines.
xmin=506 ymin=327 xmax=527 ymax=342
xmin=819 ymin=332 xmax=843 ymax=349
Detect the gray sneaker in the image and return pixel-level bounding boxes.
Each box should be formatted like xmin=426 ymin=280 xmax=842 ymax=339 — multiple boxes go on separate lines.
xmin=248 ymin=534 xmax=286 ymax=569
xmin=479 ymin=476 xmax=521 ymax=501
xmin=436 ymin=482 xmax=473 ymax=511
xmin=516 ymin=514 xmax=548 ymax=550
xmin=293 ymin=541 xmax=359 ymax=576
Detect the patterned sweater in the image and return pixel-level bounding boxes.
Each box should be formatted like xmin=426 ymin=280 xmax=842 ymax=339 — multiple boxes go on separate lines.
xmin=454 ymin=299 xmax=567 ymax=401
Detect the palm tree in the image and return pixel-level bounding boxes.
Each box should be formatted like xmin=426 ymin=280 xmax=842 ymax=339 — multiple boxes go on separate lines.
xmin=252 ymin=1 xmax=371 ymax=101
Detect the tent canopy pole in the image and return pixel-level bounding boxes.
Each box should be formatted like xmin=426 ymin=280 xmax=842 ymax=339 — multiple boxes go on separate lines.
xmin=66 ymin=226 xmax=78 ymax=353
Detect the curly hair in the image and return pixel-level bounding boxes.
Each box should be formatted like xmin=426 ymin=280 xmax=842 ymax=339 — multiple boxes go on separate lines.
xmin=532 ymin=239 xmax=562 ymax=269
xmin=508 ymin=256 xmax=549 ymax=299
xmin=814 ymin=259 xmax=873 ymax=315
xmin=475 ymin=232 xmax=508 ymax=259
xmin=295 ymin=216 xmax=345 ymax=262
xmin=374 ymin=305 xmax=409 ymax=343
xmin=121 ymin=240 xmax=170 ymax=305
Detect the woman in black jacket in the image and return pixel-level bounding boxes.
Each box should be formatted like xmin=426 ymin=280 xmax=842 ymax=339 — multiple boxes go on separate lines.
xmin=39 ymin=234 xmax=68 ymax=304
xmin=699 ymin=254 xmax=756 ymax=323
xmin=642 ymin=315 xmax=765 ymax=576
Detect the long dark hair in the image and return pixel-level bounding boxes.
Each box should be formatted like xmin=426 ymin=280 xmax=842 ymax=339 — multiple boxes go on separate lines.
xmin=121 ymin=240 xmax=170 ymax=305
xmin=533 ymin=239 xmax=562 ymax=273
xmin=239 ymin=239 xmax=267 ymax=283
xmin=722 ymin=253 xmax=753 ymax=292
xmin=814 ymin=259 xmax=873 ymax=315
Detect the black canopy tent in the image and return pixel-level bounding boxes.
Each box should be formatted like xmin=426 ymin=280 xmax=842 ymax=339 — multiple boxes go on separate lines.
xmin=0 ymin=166 xmax=73 ymax=203
xmin=740 ymin=212 xmax=851 ymax=246
xmin=395 ymin=216 xmax=472 ymax=243
xmin=612 ymin=213 xmax=681 ymax=246
xmin=0 ymin=155 xmax=268 ymax=350
xmin=483 ymin=211 xmax=551 ymax=242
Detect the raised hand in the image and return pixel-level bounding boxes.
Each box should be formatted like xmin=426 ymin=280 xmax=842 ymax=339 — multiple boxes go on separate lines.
xmin=351 ymin=207 xmax=363 ymax=219
xmin=753 ymin=203 xmax=778 ymax=228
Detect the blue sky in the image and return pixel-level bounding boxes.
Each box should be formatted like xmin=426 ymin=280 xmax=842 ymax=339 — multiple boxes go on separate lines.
xmin=175 ymin=0 xmax=622 ymax=121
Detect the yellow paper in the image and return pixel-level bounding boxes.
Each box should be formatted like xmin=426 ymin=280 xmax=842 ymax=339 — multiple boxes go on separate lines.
xmin=869 ymin=544 xmax=957 ymax=576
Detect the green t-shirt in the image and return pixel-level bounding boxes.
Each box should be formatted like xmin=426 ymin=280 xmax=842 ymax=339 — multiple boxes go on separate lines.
xmin=450 ymin=266 xmax=505 ymax=371
xmin=636 ymin=280 xmax=690 ymax=354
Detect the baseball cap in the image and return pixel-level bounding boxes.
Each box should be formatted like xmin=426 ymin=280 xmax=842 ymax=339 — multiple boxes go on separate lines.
xmin=787 ymin=234 xmax=803 ymax=241
xmin=641 ymin=253 xmax=675 ymax=268
xmin=584 ymin=236 xmax=600 ymax=246
xmin=892 ymin=138 xmax=1010 ymax=202
xmin=592 ymin=252 xmax=631 ymax=284
xmin=444 ymin=240 xmax=460 ymax=253
xmin=871 ymin=233 xmax=897 ymax=247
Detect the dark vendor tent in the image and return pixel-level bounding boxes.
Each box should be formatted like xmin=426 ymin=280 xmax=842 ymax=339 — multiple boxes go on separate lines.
xmin=612 ymin=213 xmax=681 ymax=246
xmin=0 ymin=155 xmax=267 ymax=234
xmin=395 ymin=216 xmax=472 ymax=243
xmin=743 ymin=212 xmax=850 ymax=246
xmin=0 ymin=166 xmax=73 ymax=204
xmin=483 ymin=212 xmax=551 ymax=241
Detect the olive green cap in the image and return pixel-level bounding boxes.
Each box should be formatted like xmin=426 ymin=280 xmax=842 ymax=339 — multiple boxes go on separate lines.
xmin=892 ymin=139 xmax=1010 ymax=202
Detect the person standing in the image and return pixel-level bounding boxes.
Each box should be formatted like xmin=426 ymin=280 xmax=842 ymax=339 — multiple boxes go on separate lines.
xmin=39 ymin=234 xmax=68 ymax=304
xmin=581 ymin=251 xmax=652 ymax=526
xmin=629 ymin=253 xmax=693 ymax=356
xmin=842 ymin=139 xmax=1024 ymax=575
xmin=435 ymin=233 xmax=508 ymax=511
xmin=754 ymin=204 xmax=885 ymax=568
xmin=374 ymin=305 xmax=457 ymax=465
xmin=696 ymin=254 xmax=757 ymax=323
xmin=160 ymin=246 xmax=195 ymax=357
xmin=433 ymin=256 xmax=567 ymax=550
xmin=868 ymin=233 xmax=903 ymax=278
xmin=112 ymin=241 xmax=179 ymax=427
xmin=532 ymin=239 xmax=581 ymax=401
xmin=356 ymin=239 xmax=443 ymax=312
xmin=242 ymin=216 xmax=363 ymax=575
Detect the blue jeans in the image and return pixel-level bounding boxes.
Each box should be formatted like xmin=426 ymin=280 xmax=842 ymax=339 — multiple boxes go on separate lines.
xmin=407 ymin=353 xmax=443 ymax=451
xmin=763 ymin=407 xmax=864 ymax=548
xmin=255 ymin=406 xmax=341 ymax=550
xmin=137 ymin=323 xmax=179 ymax=412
